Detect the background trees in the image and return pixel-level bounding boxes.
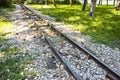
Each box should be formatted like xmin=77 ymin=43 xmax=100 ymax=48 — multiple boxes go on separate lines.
xmin=45 ymin=0 xmax=48 ymax=5
xmin=82 ymin=0 xmax=87 ymax=11
xmin=1 ymin=0 xmax=119 ymax=17
xmin=0 ymin=0 xmax=13 ymax=7
xmin=53 ymin=0 xmax=57 ymax=7
xmin=89 ymin=0 xmax=97 ymax=18
xmin=14 ymin=0 xmax=26 ymax=4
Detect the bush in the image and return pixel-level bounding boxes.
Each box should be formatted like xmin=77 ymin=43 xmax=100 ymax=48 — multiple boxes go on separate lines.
xmin=25 ymin=0 xmax=48 ymax=4
xmin=24 ymin=0 xmax=81 ymax=5
xmin=0 ymin=0 xmax=13 ymax=7
xmin=14 ymin=0 xmax=26 ymax=4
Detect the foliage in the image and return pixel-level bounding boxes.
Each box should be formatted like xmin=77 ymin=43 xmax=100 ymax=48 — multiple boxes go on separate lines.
xmin=24 ymin=0 xmax=81 ymax=4
xmin=14 ymin=0 xmax=26 ymax=4
xmin=0 ymin=0 xmax=13 ymax=7
xmin=24 ymin=0 xmax=45 ymax=4
xmin=29 ymin=4 xmax=120 ymax=48
xmin=64 ymin=0 xmax=79 ymax=4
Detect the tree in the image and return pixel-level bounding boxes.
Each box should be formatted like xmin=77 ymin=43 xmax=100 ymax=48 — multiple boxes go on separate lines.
xmin=14 ymin=0 xmax=26 ymax=4
xmin=89 ymin=0 xmax=97 ymax=18
xmin=106 ymin=0 xmax=108 ymax=6
xmin=70 ymin=0 xmax=72 ymax=7
xmin=64 ymin=0 xmax=77 ymax=4
xmin=64 ymin=0 xmax=69 ymax=4
xmin=53 ymin=0 xmax=57 ymax=7
xmin=113 ymin=0 xmax=116 ymax=6
xmin=98 ymin=0 xmax=102 ymax=6
xmin=116 ymin=0 xmax=120 ymax=10
xmin=0 ymin=0 xmax=13 ymax=7
xmin=45 ymin=0 xmax=48 ymax=5
xmin=82 ymin=0 xmax=87 ymax=11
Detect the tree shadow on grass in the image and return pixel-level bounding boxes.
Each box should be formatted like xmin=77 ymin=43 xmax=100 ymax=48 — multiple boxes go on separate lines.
xmin=38 ymin=5 xmax=120 ymax=48
xmin=86 ymin=6 xmax=120 ymax=47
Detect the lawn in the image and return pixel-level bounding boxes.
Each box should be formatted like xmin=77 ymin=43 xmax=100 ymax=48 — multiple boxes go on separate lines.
xmin=0 ymin=7 xmax=14 ymax=49
xmin=28 ymin=4 xmax=120 ymax=48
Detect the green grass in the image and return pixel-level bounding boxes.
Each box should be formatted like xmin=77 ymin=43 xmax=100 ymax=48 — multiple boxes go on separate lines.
xmin=0 ymin=7 xmax=36 ymax=80
xmin=0 ymin=55 xmax=26 ymax=80
xmin=0 ymin=53 xmax=35 ymax=80
xmin=1 ymin=47 xmax=20 ymax=56
xmin=0 ymin=7 xmax=14 ymax=46
xmin=29 ymin=4 xmax=120 ymax=48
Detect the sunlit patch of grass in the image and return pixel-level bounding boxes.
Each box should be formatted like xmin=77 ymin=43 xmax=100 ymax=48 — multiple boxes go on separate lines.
xmin=0 ymin=18 xmax=13 ymax=34
xmin=0 ymin=7 xmax=14 ymax=46
xmin=29 ymin=4 xmax=120 ymax=48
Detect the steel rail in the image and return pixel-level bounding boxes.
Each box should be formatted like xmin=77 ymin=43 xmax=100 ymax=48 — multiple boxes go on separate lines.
xmin=50 ymin=24 xmax=120 ymax=80
xmin=45 ymin=36 xmax=81 ymax=80
xmin=22 ymin=5 xmax=41 ymax=18
xmin=21 ymin=5 xmax=33 ymax=12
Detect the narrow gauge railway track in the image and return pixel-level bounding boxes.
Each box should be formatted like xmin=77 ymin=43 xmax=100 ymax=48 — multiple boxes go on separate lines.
xmin=21 ymin=5 xmax=120 ymax=80
xmin=42 ymin=26 xmax=120 ymax=80
xmin=48 ymin=25 xmax=120 ymax=80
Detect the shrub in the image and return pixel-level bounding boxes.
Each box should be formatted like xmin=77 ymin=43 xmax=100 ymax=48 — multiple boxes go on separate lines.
xmin=0 ymin=0 xmax=13 ymax=7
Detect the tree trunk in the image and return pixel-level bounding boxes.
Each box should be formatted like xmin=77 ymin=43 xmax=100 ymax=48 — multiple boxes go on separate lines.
xmin=106 ymin=0 xmax=108 ymax=6
xmin=70 ymin=0 xmax=72 ymax=7
xmin=45 ymin=0 xmax=48 ymax=5
xmin=113 ymin=0 xmax=116 ymax=6
xmin=53 ymin=0 xmax=57 ymax=7
xmin=98 ymin=0 xmax=102 ymax=6
xmin=116 ymin=0 xmax=120 ymax=10
xmin=82 ymin=0 xmax=87 ymax=11
xmin=89 ymin=0 xmax=97 ymax=18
